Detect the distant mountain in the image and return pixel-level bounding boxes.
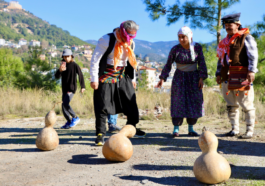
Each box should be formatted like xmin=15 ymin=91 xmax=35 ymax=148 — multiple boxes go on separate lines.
xmin=86 ymin=39 xmax=179 ymax=63
xmin=86 ymin=40 xmax=98 ymax=46
xmin=0 ymin=0 xmax=92 ymax=47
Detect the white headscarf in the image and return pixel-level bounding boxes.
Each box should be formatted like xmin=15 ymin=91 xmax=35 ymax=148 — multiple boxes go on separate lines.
xmin=178 ymin=26 xmax=195 ymax=61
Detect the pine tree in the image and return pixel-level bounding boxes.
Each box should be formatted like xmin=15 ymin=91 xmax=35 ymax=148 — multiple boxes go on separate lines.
xmin=144 ymin=0 xmax=240 ymax=44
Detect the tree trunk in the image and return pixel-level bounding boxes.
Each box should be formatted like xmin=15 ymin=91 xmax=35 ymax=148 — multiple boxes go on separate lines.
xmin=217 ymin=0 xmax=222 ymax=45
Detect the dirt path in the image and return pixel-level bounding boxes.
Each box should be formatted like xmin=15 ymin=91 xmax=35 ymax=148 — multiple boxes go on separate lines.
xmin=0 ymin=116 xmax=265 ymax=186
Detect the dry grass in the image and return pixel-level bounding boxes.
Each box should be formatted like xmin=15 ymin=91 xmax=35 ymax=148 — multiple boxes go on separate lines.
xmin=0 ymin=87 xmax=265 ymax=122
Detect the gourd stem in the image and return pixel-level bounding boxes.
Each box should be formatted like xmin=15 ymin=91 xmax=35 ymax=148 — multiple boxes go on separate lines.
xmin=52 ymin=101 xmax=63 ymax=110
xmin=202 ymin=126 xmax=208 ymax=133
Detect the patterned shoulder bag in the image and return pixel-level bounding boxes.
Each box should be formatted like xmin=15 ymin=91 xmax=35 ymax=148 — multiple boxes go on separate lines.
xmin=226 ymin=66 xmax=250 ymax=96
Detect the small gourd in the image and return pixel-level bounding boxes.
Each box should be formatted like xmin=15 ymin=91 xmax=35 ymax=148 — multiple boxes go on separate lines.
xmin=193 ymin=127 xmax=231 ymax=184
xmin=102 ymin=125 xmax=136 ymax=162
xmin=36 ymin=103 xmax=60 ymax=151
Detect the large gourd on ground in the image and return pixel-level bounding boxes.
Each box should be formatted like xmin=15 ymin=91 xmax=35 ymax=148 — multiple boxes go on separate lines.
xmin=102 ymin=125 xmax=136 ymax=162
xmin=36 ymin=104 xmax=59 ymax=151
xmin=193 ymin=127 xmax=231 ymax=184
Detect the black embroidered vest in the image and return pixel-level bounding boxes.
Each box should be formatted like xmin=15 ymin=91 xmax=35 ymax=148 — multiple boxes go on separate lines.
xmin=98 ymin=33 xmax=135 ymax=80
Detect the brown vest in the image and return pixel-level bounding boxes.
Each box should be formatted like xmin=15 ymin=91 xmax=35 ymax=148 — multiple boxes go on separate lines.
xmin=221 ymin=33 xmax=249 ymax=81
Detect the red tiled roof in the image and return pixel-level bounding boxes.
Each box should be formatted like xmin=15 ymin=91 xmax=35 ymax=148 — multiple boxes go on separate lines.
xmin=139 ymin=66 xmax=156 ymax=71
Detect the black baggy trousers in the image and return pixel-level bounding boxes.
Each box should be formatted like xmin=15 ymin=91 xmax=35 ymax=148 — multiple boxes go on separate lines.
xmin=93 ymin=75 xmax=139 ymax=135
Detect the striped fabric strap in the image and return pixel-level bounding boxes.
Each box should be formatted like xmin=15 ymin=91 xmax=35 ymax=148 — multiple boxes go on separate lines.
xmin=99 ymin=65 xmax=125 ymax=83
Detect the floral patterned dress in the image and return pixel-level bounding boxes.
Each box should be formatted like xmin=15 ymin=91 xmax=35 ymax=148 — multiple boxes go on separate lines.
xmin=159 ymin=43 xmax=208 ymax=118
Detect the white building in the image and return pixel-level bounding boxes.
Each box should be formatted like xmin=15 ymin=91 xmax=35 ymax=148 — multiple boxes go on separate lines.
xmin=48 ymin=51 xmax=58 ymax=58
xmin=169 ymin=64 xmax=176 ymax=77
xmin=19 ymin=39 xmax=27 ymax=46
xmin=29 ymin=40 xmax=41 ymax=47
xmin=0 ymin=39 xmax=5 ymax=45
xmin=83 ymin=45 xmax=91 ymax=49
xmin=83 ymin=49 xmax=93 ymax=55
xmin=71 ymin=45 xmax=79 ymax=51
xmin=13 ymin=44 xmax=21 ymax=48
xmin=137 ymin=66 xmax=157 ymax=89
xmin=51 ymin=44 xmax=57 ymax=50
xmin=63 ymin=45 xmax=70 ymax=49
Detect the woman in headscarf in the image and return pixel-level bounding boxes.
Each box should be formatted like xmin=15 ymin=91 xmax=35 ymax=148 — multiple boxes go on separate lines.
xmin=157 ymin=26 xmax=208 ymax=137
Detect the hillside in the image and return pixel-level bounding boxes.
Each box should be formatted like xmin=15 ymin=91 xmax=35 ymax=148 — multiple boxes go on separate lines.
xmin=0 ymin=0 xmax=90 ymax=46
xmin=86 ymin=39 xmax=179 ymax=63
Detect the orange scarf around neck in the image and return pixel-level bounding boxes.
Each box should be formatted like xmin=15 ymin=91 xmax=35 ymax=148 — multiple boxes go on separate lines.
xmin=113 ymin=29 xmax=137 ymax=71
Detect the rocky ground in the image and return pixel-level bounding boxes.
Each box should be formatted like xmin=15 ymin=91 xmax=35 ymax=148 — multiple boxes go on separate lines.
xmin=0 ymin=116 xmax=265 ymax=186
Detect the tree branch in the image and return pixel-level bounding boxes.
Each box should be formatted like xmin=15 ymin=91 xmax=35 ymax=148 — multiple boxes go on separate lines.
xmin=259 ymin=58 xmax=265 ymax=63
xmin=165 ymin=10 xmax=218 ymax=21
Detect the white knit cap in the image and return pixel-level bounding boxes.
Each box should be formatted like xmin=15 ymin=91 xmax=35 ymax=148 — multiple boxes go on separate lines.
xmin=178 ymin=26 xmax=195 ymax=61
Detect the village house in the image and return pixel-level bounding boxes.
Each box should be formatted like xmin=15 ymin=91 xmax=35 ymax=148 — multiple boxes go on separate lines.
xmin=137 ymin=66 xmax=157 ymax=89
xmin=29 ymin=40 xmax=41 ymax=47
xmin=39 ymin=54 xmax=45 ymax=61
xmin=83 ymin=49 xmax=93 ymax=61
xmin=51 ymin=44 xmax=57 ymax=50
xmin=145 ymin=62 xmax=153 ymax=68
xmin=48 ymin=51 xmax=58 ymax=58
xmin=144 ymin=56 xmax=150 ymax=62
xmin=71 ymin=45 xmax=79 ymax=51
xmin=63 ymin=45 xmax=70 ymax=49
xmin=0 ymin=39 xmax=5 ymax=45
xmin=3 ymin=8 xmax=10 ymax=12
xmin=169 ymin=64 xmax=176 ymax=77
xmin=83 ymin=49 xmax=93 ymax=55
xmin=83 ymin=45 xmax=91 ymax=49
xmin=13 ymin=44 xmax=21 ymax=48
xmin=19 ymin=38 xmax=27 ymax=46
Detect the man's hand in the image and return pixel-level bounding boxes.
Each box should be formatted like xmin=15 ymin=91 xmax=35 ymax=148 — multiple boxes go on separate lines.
xmin=216 ymin=76 xmax=221 ymax=84
xmin=132 ymin=81 xmax=137 ymax=89
xmin=81 ymin=88 xmax=85 ymax=93
xmin=247 ymin=71 xmax=255 ymax=83
xmin=198 ymin=78 xmax=204 ymax=90
xmin=90 ymin=82 xmax=99 ymax=90
xmin=156 ymin=79 xmax=164 ymax=88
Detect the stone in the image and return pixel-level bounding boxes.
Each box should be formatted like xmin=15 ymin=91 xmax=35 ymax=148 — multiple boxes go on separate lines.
xmin=141 ymin=179 xmax=149 ymax=184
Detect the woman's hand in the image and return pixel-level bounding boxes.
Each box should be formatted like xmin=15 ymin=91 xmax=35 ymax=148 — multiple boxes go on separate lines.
xmin=156 ymin=79 xmax=164 ymax=88
xmin=90 ymin=82 xmax=99 ymax=90
xmin=81 ymin=88 xmax=85 ymax=93
xmin=198 ymin=78 xmax=204 ymax=90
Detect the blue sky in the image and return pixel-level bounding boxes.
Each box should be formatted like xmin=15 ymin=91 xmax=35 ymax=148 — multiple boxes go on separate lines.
xmin=7 ymin=0 xmax=265 ymax=43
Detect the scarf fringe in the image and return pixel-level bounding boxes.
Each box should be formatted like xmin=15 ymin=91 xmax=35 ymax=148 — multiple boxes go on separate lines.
xmin=114 ymin=29 xmax=138 ymax=71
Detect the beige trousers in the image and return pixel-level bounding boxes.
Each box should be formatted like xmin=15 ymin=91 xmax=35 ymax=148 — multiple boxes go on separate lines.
xmin=221 ymin=83 xmax=255 ymax=133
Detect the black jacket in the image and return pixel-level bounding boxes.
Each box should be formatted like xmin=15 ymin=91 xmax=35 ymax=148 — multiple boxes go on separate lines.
xmin=55 ymin=62 xmax=85 ymax=93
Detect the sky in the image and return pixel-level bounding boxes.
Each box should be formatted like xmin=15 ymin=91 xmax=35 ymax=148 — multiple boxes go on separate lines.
xmin=7 ymin=0 xmax=265 ymax=43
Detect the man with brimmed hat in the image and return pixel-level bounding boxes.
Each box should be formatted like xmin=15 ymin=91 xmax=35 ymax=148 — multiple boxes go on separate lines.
xmin=215 ymin=13 xmax=258 ymax=139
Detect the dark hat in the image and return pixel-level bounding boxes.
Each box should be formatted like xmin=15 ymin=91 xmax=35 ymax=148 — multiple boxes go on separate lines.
xmin=221 ymin=13 xmax=241 ymax=28
xmin=62 ymin=49 xmax=74 ymax=58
